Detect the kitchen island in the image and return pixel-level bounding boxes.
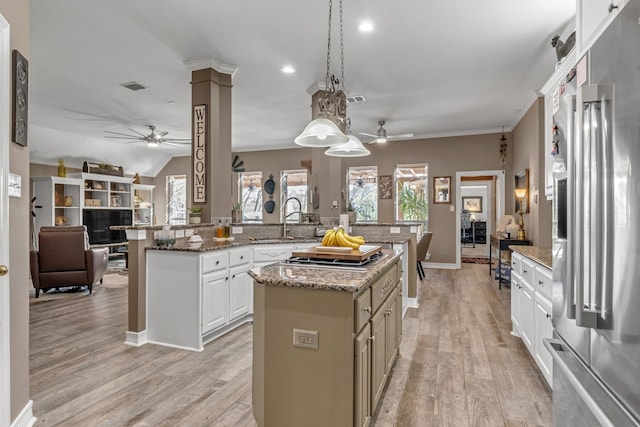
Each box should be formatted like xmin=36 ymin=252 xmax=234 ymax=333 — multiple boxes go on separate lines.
xmin=250 ymin=249 xmax=402 ymax=427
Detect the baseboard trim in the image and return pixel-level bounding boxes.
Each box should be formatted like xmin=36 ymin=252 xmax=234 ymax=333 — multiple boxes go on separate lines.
xmin=11 ymin=400 xmax=36 ymax=427
xmin=407 ymin=298 xmax=419 ymax=309
xmin=423 ymin=262 xmax=458 ymax=270
xmin=124 ymin=330 xmax=147 ymax=347
xmin=145 ymin=340 xmax=204 ymax=352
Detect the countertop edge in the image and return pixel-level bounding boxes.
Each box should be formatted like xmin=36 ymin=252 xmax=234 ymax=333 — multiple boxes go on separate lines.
xmin=510 ymin=246 xmax=552 ymax=269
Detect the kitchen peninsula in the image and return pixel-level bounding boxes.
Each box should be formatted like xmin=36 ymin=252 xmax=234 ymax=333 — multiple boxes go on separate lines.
xmin=250 ymin=249 xmax=402 ymax=427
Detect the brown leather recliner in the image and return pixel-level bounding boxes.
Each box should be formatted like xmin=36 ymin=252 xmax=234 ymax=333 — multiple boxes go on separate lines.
xmin=30 ymin=226 xmax=109 ymax=298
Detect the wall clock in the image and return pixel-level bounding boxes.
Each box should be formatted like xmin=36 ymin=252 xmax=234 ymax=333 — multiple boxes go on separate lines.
xmin=12 ymin=50 xmax=28 ymax=147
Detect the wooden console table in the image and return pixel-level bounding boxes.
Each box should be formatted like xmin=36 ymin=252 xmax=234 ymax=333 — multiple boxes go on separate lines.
xmin=489 ymin=234 xmax=530 ymax=289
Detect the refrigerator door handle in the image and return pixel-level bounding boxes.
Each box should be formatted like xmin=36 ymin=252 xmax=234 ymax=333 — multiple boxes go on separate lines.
xmin=566 ymin=95 xmax=577 ymax=319
xmin=577 ymin=85 xmax=611 ymax=329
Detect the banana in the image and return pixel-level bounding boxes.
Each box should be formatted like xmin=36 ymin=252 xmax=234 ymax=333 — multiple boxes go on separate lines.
xmin=321 ymin=229 xmax=333 ymax=246
xmin=336 ymin=228 xmax=360 ymax=249
xmin=343 ymin=232 xmax=365 ymax=245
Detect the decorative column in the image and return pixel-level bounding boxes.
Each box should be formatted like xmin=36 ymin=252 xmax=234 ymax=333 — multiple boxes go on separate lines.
xmin=190 ymin=65 xmax=234 ymax=220
xmin=124 ymin=229 xmax=147 ymax=346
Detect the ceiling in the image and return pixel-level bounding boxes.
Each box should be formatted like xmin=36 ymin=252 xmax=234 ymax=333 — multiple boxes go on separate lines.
xmin=28 ymin=0 xmax=575 ymax=177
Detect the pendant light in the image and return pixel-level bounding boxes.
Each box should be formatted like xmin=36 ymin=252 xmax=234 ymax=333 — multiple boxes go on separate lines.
xmin=325 ymin=119 xmax=370 ymax=157
xmin=294 ymin=0 xmax=349 ymax=148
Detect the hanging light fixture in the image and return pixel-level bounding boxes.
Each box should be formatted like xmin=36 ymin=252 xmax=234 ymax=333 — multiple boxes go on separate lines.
xmin=325 ymin=119 xmax=370 ymax=157
xmin=294 ymin=0 xmax=349 ymax=148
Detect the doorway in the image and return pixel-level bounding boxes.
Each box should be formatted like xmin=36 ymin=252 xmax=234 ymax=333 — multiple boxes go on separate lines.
xmin=455 ymin=170 xmax=505 ymax=269
xmin=1 ymin=12 xmax=12 ymax=425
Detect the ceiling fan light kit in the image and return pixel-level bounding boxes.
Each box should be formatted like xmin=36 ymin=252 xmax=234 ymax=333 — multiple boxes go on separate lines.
xmin=104 ymin=124 xmax=191 ymax=148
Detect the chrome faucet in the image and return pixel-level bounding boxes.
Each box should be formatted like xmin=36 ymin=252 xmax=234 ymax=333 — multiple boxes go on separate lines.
xmin=283 ymin=197 xmax=302 ymax=239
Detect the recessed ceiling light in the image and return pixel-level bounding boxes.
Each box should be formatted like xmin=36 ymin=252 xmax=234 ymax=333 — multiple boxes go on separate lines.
xmin=281 ymin=65 xmax=296 ymax=74
xmin=358 ymin=21 xmax=374 ymax=32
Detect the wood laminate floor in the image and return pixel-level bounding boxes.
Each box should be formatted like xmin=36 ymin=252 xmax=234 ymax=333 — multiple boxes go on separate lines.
xmin=30 ymin=264 xmax=551 ymax=426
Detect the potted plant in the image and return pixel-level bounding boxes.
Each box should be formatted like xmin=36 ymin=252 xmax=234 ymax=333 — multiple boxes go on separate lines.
xmin=346 ymin=202 xmax=357 ymax=224
xmin=232 ymin=202 xmax=243 ymax=224
xmin=188 ymin=206 xmax=204 ymax=224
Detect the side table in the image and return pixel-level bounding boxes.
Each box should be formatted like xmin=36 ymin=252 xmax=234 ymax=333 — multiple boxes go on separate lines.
xmin=489 ymin=234 xmax=530 ymax=289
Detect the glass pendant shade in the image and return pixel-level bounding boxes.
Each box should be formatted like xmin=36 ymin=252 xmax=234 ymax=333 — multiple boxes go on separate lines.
xmin=324 ymin=135 xmax=370 ymax=157
xmin=514 ymin=188 xmax=527 ymax=198
xmin=294 ymin=118 xmax=349 ymax=147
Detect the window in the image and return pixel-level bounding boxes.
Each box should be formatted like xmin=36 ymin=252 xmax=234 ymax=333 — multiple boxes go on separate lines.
xmin=238 ymin=171 xmax=263 ymax=223
xmin=281 ymin=169 xmax=307 ymax=223
xmin=166 ymin=175 xmax=186 ymax=225
xmin=347 ymin=166 xmax=378 ymax=222
xmin=395 ymin=164 xmax=429 ymax=227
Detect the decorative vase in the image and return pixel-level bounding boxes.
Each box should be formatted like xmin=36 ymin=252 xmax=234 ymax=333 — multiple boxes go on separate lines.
xmin=189 ymin=214 xmax=201 ymax=224
xmin=232 ymin=209 xmax=242 ymax=224
xmin=57 ymin=159 xmax=66 ymax=177
xmin=64 ymin=195 xmax=73 ymax=207
xmin=348 ymin=211 xmax=357 ymax=224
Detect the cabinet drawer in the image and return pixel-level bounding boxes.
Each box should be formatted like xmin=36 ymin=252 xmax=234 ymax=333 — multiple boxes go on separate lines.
xmin=354 ymin=288 xmax=372 ymax=333
xmin=534 ymin=265 xmax=553 ymax=299
xmin=229 ymin=247 xmax=251 ymax=267
xmin=521 ymin=258 xmax=535 ymax=283
xmin=511 ymin=252 xmax=523 ymax=275
xmin=201 ymin=251 xmax=229 ymax=274
xmin=371 ymin=263 xmax=399 ymax=313
xmin=253 ymin=244 xmax=293 ymax=263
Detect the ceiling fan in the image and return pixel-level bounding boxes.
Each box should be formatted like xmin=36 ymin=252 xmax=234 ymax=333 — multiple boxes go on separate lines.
xmin=104 ymin=125 xmax=191 ymax=148
xmin=359 ymin=120 xmax=414 ymax=144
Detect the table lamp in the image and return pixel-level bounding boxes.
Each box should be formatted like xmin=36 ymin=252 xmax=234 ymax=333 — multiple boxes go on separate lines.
xmin=515 ymin=188 xmax=527 ymax=240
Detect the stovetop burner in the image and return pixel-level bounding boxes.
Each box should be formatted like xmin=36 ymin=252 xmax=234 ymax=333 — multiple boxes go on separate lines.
xmin=281 ymin=250 xmax=385 ymax=268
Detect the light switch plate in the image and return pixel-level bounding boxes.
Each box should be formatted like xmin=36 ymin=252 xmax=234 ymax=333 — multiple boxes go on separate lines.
xmin=174 ymin=229 xmax=185 ymax=238
xmin=450 ymin=205 xmax=455 ymax=212
xmin=293 ymin=328 xmax=318 ymax=349
xmin=410 ymin=226 xmax=417 ymax=233
xmin=185 ymin=229 xmax=194 ymax=237
xmin=390 ymin=227 xmax=401 ymax=234
xmin=232 ymin=226 xmax=243 ymax=234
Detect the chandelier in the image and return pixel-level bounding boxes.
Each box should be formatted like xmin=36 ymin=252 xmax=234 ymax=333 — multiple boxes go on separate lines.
xmin=295 ymin=0 xmax=369 ymax=157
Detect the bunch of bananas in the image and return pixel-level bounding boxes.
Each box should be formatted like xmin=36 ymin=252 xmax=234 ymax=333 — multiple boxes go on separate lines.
xmin=321 ymin=227 xmax=365 ymax=249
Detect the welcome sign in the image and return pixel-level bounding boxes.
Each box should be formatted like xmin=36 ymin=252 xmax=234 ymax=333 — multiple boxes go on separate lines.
xmin=193 ymin=104 xmax=207 ymax=203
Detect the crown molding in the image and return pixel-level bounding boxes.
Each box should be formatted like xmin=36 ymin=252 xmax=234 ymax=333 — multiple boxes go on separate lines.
xmin=184 ymin=57 xmax=238 ymax=77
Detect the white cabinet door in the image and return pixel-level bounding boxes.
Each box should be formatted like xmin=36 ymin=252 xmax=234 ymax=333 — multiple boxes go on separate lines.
xmin=370 ymin=307 xmax=387 ymax=410
xmin=577 ymin=0 xmax=628 ymax=55
xmin=520 ymin=279 xmax=535 ymax=353
xmin=534 ymin=292 xmax=554 ymax=386
xmin=511 ymin=272 xmax=522 ymax=336
xmin=354 ymin=324 xmax=372 ymax=427
xmin=202 ymin=270 xmax=229 ymax=333
xmin=385 ymin=292 xmax=399 ymax=374
xmin=229 ymin=266 xmax=251 ymax=321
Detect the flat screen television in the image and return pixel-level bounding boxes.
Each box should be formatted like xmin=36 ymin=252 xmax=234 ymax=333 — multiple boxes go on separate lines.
xmin=82 ymin=209 xmax=132 ymax=245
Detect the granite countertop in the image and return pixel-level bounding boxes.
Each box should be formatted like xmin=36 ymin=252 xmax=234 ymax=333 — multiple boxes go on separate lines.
xmin=146 ymin=237 xmax=409 ymax=252
xmin=248 ymin=249 xmax=402 ymax=293
xmin=510 ymin=246 xmax=552 ymax=269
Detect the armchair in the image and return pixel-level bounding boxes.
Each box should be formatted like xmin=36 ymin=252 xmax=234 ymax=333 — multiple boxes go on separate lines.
xmin=30 ymin=225 xmax=109 ymax=298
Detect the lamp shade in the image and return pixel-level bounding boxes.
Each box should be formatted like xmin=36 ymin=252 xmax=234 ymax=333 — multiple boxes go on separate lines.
xmin=294 ymin=118 xmax=349 ymax=147
xmin=324 ymin=135 xmax=371 ymax=157
xmin=515 ymin=188 xmax=527 ymax=198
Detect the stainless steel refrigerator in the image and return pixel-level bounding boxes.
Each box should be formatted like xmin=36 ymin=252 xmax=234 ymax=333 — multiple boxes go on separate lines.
xmin=546 ymin=1 xmax=640 ymax=426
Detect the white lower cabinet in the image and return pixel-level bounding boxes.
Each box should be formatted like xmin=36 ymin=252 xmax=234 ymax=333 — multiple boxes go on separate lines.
xmin=355 ymin=323 xmax=372 ymax=427
xmin=534 ymin=292 xmax=553 ymax=385
xmin=229 ymin=266 xmax=251 ymax=321
xmin=510 ymin=251 xmax=554 ymax=387
xmin=520 ymin=279 xmax=535 ymax=353
xmin=202 ymin=270 xmax=229 ymax=333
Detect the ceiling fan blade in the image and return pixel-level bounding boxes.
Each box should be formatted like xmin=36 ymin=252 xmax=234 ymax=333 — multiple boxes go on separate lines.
xmin=158 ymin=131 xmax=169 ymax=137
xmin=359 ymin=132 xmax=377 ymax=137
xmin=233 ymin=167 xmax=246 ymax=172
xmin=128 ymin=128 xmax=149 ymax=138
xmin=161 ymin=139 xmax=191 ymax=144
xmin=105 ymin=130 xmax=140 ymax=138
xmin=104 ymin=136 xmax=144 ymax=141
xmin=388 ymin=133 xmax=414 ymax=139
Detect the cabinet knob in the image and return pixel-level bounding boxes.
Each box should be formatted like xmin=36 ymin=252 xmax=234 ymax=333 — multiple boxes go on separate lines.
xmin=368 ymin=336 xmax=375 ymax=342
xmin=240 ymin=256 xmax=244 ymax=259
xmin=0 ymin=265 xmax=7 ymax=276
xmin=216 ymin=261 xmax=220 ymax=265
xmin=546 ymin=313 xmax=551 ymax=319
xmin=523 ymin=269 xmax=528 ymax=274
xmin=538 ymin=280 xmax=544 ymax=286
xmin=363 ymin=307 xmax=371 ymax=313
xmin=609 ymin=3 xmax=619 ymax=13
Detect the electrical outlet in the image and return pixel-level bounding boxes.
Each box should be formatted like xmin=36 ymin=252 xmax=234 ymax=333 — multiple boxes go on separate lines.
xmin=293 ymin=328 xmax=318 ymax=349
xmin=175 ymin=229 xmax=185 ymax=238
xmin=232 ymin=226 xmax=243 ymax=234
xmin=390 ymin=227 xmax=401 ymax=234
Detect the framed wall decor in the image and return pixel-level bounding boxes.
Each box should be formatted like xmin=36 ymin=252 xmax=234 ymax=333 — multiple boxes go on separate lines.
xmin=433 ymin=176 xmax=451 ymax=204
xmin=12 ymin=50 xmax=28 ymax=147
xmin=462 ymin=196 xmax=482 ymax=213
xmin=379 ymin=175 xmax=392 ymax=199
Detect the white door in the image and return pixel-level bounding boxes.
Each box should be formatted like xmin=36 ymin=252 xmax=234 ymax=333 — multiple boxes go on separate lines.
xmin=1 ymin=12 xmax=12 ymax=427
xmin=201 ymin=271 xmax=228 ymax=333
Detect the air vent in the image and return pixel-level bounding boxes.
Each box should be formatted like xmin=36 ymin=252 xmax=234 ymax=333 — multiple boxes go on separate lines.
xmin=346 ymin=95 xmax=366 ymax=103
xmin=120 ymin=81 xmax=148 ymax=91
